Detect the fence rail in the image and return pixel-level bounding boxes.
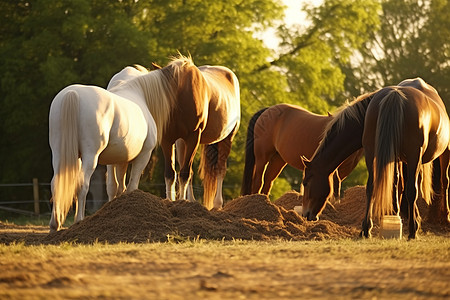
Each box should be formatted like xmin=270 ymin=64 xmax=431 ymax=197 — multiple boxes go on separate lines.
xmin=0 ymin=178 xmax=45 ymax=216
xmin=0 ymin=178 xmax=237 ymax=217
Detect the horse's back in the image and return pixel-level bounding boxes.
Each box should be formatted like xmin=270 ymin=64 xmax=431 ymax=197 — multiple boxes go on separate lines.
xmin=366 ymin=86 xmax=449 ymax=163
xmin=107 ymin=65 xmax=148 ymax=90
xmin=254 ymin=103 xmax=330 ymax=169
xmin=398 ymin=77 xmax=444 ymax=109
xmin=50 ymin=84 xmax=152 ymax=164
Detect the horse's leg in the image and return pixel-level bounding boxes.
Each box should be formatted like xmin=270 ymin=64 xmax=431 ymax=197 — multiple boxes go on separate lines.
xmin=331 ymin=171 xmax=341 ymax=203
xmin=106 ymin=165 xmax=118 ymax=201
xmin=361 ymin=152 xmax=374 ymax=238
xmin=211 ymin=131 xmax=236 ymax=208
xmin=405 ymin=158 xmax=421 ymax=239
xmin=49 ymin=155 xmax=63 ymax=232
xmin=439 ymin=150 xmax=450 ymax=223
xmin=392 ymin=160 xmax=400 ymax=215
xmin=115 ymin=163 xmax=128 ymax=196
xmin=127 ymin=148 xmax=154 ymax=193
xmin=75 ymin=155 xmax=98 ymax=223
xmin=107 ymin=163 xmax=128 ymax=201
xmin=162 ymin=141 xmax=176 ymax=200
xmin=179 ymin=131 xmax=201 ymax=200
xmin=252 ymin=147 xmax=275 ymax=194
xmin=176 ymin=139 xmax=196 ymax=201
xmin=400 ymin=163 xmax=409 ymax=219
xmin=252 ymin=159 xmax=266 ymax=194
xmin=260 ymin=153 xmax=286 ymax=195
xmin=175 ymin=139 xmax=195 ymax=200
xmin=213 ymin=175 xmax=224 ymax=209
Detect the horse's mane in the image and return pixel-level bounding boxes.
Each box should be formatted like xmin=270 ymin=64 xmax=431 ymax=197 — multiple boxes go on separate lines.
xmin=313 ymin=90 xmax=378 ymax=157
xmin=128 ymin=54 xmax=196 ymax=144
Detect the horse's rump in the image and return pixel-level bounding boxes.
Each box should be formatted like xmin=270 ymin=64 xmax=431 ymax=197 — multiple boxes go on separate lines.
xmin=199 ymin=66 xmax=241 ymax=143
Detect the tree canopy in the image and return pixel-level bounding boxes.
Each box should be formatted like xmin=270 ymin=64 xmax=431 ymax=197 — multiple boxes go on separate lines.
xmin=1 ymin=0 xmax=448 ymax=204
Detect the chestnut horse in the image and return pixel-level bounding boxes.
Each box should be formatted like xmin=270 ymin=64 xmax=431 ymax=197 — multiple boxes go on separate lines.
xmin=151 ymin=55 xmax=240 ymax=209
xmin=241 ymin=104 xmax=363 ymax=197
xmin=302 ymin=78 xmax=450 ymax=239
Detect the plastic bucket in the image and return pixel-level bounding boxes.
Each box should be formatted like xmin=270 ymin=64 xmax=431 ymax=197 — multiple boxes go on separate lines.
xmin=380 ymin=215 xmax=402 ymax=239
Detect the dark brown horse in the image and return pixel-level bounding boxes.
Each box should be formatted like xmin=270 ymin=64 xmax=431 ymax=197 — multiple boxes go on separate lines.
xmin=241 ymin=104 xmax=362 ymax=197
xmin=133 ymin=55 xmax=240 ymax=209
xmin=302 ymin=78 xmax=450 ymax=239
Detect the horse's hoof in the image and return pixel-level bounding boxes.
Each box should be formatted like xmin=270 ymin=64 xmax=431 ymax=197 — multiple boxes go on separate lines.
xmin=408 ymin=232 xmax=418 ymax=240
xmin=359 ymin=230 xmax=371 ymax=239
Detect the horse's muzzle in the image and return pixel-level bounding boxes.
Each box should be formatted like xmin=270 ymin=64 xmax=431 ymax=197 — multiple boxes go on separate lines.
xmin=304 ymin=211 xmax=319 ymax=222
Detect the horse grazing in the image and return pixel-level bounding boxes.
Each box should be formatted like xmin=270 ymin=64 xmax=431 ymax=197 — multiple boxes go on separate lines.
xmin=144 ymin=55 xmax=240 ymax=209
xmin=241 ymin=104 xmax=362 ymax=197
xmin=302 ymin=78 xmax=450 ymax=239
xmin=49 ymin=66 xmax=158 ymax=232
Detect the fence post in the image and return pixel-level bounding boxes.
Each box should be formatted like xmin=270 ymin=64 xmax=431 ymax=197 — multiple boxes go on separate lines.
xmin=33 ymin=178 xmax=40 ymax=216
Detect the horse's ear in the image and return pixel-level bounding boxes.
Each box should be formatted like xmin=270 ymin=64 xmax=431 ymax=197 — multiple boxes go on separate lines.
xmin=300 ymin=155 xmax=311 ymax=168
xmin=327 ymin=112 xmax=332 ymax=117
xmin=151 ymin=62 xmax=162 ymax=70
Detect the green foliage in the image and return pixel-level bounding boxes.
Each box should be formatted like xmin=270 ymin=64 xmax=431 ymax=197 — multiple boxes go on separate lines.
xmin=268 ymin=177 xmax=294 ymax=202
xmin=8 ymin=0 xmax=448 ymax=207
xmin=342 ymin=0 xmax=450 ymax=107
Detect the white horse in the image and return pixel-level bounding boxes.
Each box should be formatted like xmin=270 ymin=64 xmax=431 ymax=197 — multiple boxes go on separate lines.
xmin=48 ymin=65 xmax=157 ymax=232
xmin=105 ymin=65 xmax=151 ymax=201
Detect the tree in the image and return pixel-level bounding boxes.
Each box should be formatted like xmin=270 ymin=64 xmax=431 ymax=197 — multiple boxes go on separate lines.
xmin=0 ymin=0 xmax=155 ymax=186
xmin=0 ymin=0 xmax=381 ymax=206
xmin=342 ymin=0 xmax=450 ymax=107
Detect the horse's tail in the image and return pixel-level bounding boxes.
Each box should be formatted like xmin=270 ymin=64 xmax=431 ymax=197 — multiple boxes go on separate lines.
xmin=52 ymin=90 xmax=81 ymax=229
xmin=241 ymin=107 xmax=268 ymax=195
xmin=373 ymin=89 xmax=406 ymax=219
xmin=199 ymin=143 xmax=219 ymax=210
xmin=199 ymin=124 xmax=238 ymax=209
xmin=420 ymin=161 xmax=433 ymax=205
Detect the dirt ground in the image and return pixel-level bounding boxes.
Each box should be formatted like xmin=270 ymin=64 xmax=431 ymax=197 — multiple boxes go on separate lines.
xmin=1 ymin=186 xmax=449 ymax=299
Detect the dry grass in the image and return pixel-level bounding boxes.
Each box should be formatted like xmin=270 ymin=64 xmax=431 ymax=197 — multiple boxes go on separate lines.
xmin=1 ymin=236 xmax=449 ymax=299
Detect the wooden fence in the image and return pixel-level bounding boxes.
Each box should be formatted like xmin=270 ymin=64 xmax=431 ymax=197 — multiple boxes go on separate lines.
xmin=0 ymin=178 xmax=46 ymax=216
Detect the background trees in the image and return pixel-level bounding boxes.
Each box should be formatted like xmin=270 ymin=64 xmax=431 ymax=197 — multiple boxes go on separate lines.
xmin=0 ymin=0 xmax=448 ymax=208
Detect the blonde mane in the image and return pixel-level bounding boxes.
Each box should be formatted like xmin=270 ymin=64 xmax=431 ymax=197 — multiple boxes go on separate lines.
xmin=128 ymin=54 xmax=196 ymax=145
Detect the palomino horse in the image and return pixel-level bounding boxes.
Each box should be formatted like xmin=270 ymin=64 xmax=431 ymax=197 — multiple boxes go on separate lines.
xmin=302 ymin=78 xmax=450 ymax=239
xmin=241 ymin=103 xmax=363 ymax=197
xmin=147 ymin=55 xmax=240 ymax=209
xmin=48 ymin=67 xmax=158 ymax=232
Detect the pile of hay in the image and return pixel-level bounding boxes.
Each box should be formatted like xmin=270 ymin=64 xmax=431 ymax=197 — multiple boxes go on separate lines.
xmin=45 ymin=190 xmax=360 ymax=244
xmin=43 ymin=185 xmax=448 ymax=244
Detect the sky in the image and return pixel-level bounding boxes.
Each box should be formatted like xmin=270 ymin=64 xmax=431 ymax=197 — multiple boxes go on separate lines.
xmin=262 ymin=0 xmax=323 ymax=50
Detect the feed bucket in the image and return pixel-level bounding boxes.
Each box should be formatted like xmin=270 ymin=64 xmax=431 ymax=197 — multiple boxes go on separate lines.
xmin=294 ymin=206 xmax=303 ymax=215
xmin=380 ymin=215 xmax=402 ymax=239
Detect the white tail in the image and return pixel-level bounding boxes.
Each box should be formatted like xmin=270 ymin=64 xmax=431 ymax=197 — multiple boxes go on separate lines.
xmin=52 ymin=90 xmax=81 ymax=228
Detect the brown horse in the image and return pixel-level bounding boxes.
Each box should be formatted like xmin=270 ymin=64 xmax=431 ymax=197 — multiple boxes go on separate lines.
xmin=131 ymin=55 xmax=240 ymax=209
xmin=241 ymin=103 xmax=363 ymax=197
xmin=302 ymin=78 xmax=450 ymax=239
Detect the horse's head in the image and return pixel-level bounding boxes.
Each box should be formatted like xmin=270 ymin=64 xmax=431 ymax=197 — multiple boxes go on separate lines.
xmin=301 ymin=156 xmax=333 ymax=221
